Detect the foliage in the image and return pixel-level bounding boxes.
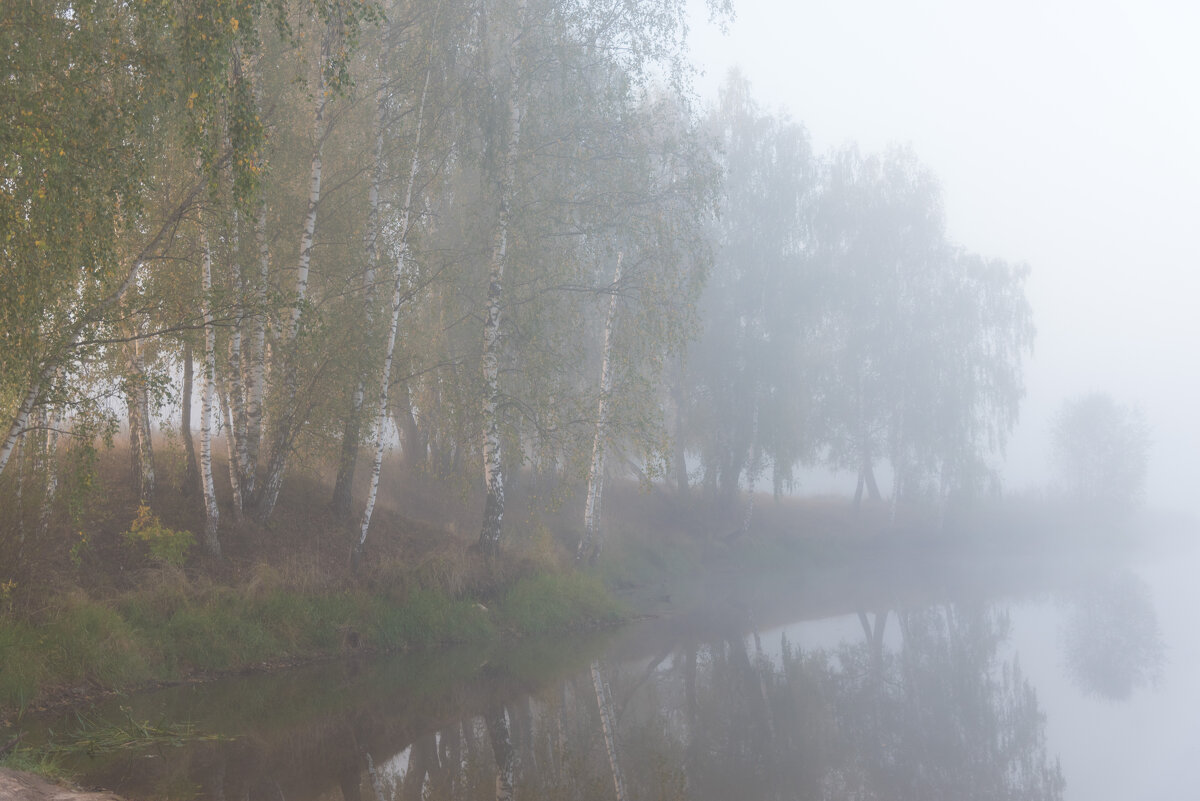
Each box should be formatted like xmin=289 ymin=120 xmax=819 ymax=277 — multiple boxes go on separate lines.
xmin=0 ymin=561 xmax=632 ymax=717
xmin=1 ymin=0 xmax=1038 ymax=577
xmin=680 ymin=81 xmax=1034 ymax=508
xmin=1051 ymin=392 xmax=1150 ymax=509
xmin=121 ymin=505 xmax=195 ymax=568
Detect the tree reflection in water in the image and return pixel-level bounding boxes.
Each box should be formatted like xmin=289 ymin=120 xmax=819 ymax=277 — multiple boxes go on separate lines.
xmin=1062 ymin=569 xmax=1165 ymax=701
xmin=64 ymin=601 xmax=1067 ymax=801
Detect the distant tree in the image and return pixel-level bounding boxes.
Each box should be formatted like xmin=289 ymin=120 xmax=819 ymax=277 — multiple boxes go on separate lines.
xmin=810 ymin=146 xmax=1034 ymax=507
xmin=1063 ymin=570 xmax=1163 ymax=700
xmin=685 ymin=72 xmax=820 ymax=512
xmin=1051 ymin=392 xmax=1149 ymax=510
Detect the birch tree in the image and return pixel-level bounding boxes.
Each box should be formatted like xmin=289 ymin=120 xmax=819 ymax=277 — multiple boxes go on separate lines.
xmin=199 ymin=229 xmax=222 ymax=556
xmin=256 ymin=1 xmax=380 ymax=521
xmin=356 ymin=53 xmax=434 ymax=563
xmin=577 ymin=256 xmax=623 ymax=565
xmin=474 ymin=0 xmax=527 ymax=556
xmin=685 ymin=73 xmax=820 ymax=509
xmin=256 ymin=31 xmax=335 ymax=521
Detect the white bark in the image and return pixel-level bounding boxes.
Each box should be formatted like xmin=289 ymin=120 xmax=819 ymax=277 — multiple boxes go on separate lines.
xmin=200 ymin=228 xmax=221 ymax=556
xmin=591 ymin=661 xmax=628 ymax=801
xmin=357 ymin=65 xmax=432 ymax=557
xmin=578 ymin=254 xmax=623 ymax=564
xmin=258 ymin=55 xmax=331 ymax=521
xmin=128 ymin=337 xmax=155 ymax=502
xmin=479 ymin=16 xmax=524 ymax=555
xmin=0 ymin=374 xmax=46 ymax=477
xmin=243 ymin=43 xmax=271 ymax=501
xmin=218 ymin=384 xmax=243 ymax=518
xmin=226 ymin=217 xmax=251 ymax=507
xmin=38 ymin=406 xmax=61 ymax=536
xmin=333 ymin=80 xmax=387 ymax=518
xmin=288 ymin=84 xmax=327 ymax=344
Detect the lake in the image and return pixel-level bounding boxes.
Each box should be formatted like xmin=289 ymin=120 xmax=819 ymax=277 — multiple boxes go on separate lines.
xmin=30 ymin=529 xmax=1199 ymax=801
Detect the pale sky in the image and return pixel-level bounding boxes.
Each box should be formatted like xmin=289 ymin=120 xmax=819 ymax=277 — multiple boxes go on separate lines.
xmin=687 ymin=0 xmax=1200 ymax=511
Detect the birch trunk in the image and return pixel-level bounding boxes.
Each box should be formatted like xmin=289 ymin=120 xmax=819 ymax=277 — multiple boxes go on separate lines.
xmin=243 ymin=186 xmax=270 ymax=501
xmin=332 ymin=79 xmax=388 ymax=519
xmin=126 ymin=338 xmax=155 ymax=503
xmin=577 ymin=255 xmax=623 ymax=565
xmin=356 ymin=65 xmax=432 ymax=562
xmin=218 ymin=384 xmax=242 ymax=519
xmin=200 ymin=228 xmax=222 ymax=556
xmin=127 ymin=362 xmax=142 ymax=488
xmin=478 ymin=25 xmax=524 ymax=557
xmin=0 ymin=374 xmax=46 ymax=478
xmin=257 ymin=51 xmax=331 ymax=522
xmin=484 ymin=707 xmax=516 ymax=801
xmin=591 ymin=661 xmax=628 ymax=801
xmin=38 ymin=406 xmax=61 ymax=536
xmin=181 ymin=341 xmax=199 ymax=496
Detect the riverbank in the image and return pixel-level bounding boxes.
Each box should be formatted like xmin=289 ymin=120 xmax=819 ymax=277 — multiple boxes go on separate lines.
xmin=0 ymin=767 xmax=123 ymax=801
xmin=0 ymin=567 xmax=620 ymax=727
xmin=0 ymin=448 xmax=1178 ymax=731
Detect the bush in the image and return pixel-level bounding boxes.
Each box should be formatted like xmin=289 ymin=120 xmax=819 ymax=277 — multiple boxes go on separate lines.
xmin=121 ymin=505 xmax=195 ymax=567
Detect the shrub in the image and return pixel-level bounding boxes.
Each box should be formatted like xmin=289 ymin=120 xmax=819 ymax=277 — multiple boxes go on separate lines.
xmin=121 ymin=505 xmax=195 ymax=567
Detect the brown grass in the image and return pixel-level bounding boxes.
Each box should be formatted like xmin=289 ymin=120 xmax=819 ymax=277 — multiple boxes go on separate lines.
xmin=0 ymin=428 xmax=920 ymax=617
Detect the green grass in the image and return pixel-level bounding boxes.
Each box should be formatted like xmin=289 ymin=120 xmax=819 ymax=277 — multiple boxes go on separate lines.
xmin=0 ymin=566 xmax=631 ymax=721
xmin=0 ymin=745 xmax=69 ymax=783
xmin=497 ymin=572 xmax=624 ymax=635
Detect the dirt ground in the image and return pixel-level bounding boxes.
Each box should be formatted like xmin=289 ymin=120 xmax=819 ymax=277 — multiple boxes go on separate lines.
xmin=0 ymin=769 xmax=122 ymax=801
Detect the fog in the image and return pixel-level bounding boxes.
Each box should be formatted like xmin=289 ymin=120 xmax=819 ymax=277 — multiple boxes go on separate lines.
xmin=687 ymin=0 xmax=1200 ymax=512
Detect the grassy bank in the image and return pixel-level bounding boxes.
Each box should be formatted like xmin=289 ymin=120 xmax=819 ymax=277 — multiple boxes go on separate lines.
xmin=2 ymin=443 xmax=1170 ymax=730
xmin=0 ymin=567 xmax=621 ymax=724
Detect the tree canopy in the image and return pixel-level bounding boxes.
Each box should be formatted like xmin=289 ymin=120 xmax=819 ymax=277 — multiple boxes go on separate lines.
xmin=3 ymin=3 xmax=1036 ymax=571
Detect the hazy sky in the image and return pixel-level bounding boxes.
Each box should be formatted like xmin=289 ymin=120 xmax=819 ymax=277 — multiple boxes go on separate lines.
xmin=687 ymin=0 xmax=1200 ymax=511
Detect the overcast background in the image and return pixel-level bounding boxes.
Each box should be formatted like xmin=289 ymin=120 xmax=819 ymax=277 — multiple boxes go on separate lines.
xmin=686 ymin=0 xmax=1200 ymax=513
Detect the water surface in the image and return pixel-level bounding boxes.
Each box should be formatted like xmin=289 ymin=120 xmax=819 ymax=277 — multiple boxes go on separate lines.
xmin=30 ymin=535 xmax=1199 ymax=801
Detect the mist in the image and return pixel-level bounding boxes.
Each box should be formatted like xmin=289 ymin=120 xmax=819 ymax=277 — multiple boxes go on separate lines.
xmin=687 ymin=0 xmax=1200 ymax=513
xmin=2 ymin=2 xmax=1197 ymax=799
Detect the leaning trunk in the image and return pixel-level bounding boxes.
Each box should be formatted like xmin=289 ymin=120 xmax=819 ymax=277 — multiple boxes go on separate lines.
xmin=333 ymin=76 xmax=388 ymax=519
xmin=257 ymin=44 xmax=331 ymax=522
xmin=356 ymin=63 xmax=431 ymax=562
xmin=577 ymin=255 xmax=622 ymax=565
xmin=0 ymin=376 xmax=44 ymax=478
xmin=591 ymin=661 xmax=628 ymax=801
